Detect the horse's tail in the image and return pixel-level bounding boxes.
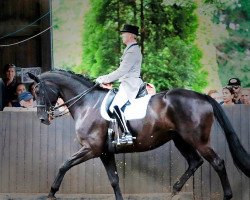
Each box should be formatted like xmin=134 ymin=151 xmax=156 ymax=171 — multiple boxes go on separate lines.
xmin=204 ymin=94 xmax=250 ymax=177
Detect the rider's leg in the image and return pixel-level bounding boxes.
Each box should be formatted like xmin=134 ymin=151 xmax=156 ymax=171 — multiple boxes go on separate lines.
xmin=112 ymin=106 xmax=133 ymax=144
xmin=109 ymin=87 xmax=134 ymax=144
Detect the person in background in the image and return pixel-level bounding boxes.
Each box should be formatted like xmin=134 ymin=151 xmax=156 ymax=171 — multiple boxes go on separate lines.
xmin=227 ymin=78 xmax=242 ymax=104
xmin=207 ymin=89 xmax=223 ymax=103
xmin=0 ymin=78 xmax=3 ymax=110
xmin=18 ymin=91 xmax=34 ymax=108
xmin=2 ymin=64 xmax=18 ymax=107
xmin=28 ymin=82 xmax=36 ymax=99
xmin=28 ymin=82 xmax=37 ymax=106
xmin=11 ymin=83 xmax=27 ymax=107
xmin=241 ymin=89 xmax=250 ymax=105
xmin=221 ymin=86 xmax=235 ymax=105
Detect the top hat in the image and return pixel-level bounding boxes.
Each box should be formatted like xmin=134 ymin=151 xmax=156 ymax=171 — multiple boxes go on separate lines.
xmin=228 ymin=78 xmax=241 ymax=86
xmin=120 ymin=24 xmax=140 ymax=36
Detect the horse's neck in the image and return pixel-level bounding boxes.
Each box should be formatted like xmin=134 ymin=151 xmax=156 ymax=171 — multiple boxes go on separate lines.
xmin=60 ymin=84 xmax=88 ymax=103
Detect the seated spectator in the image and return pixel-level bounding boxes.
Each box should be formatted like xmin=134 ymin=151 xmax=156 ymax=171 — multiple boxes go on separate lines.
xmin=11 ymin=83 xmax=27 ymax=107
xmin=220 ymin=86 xmax=235 ymax=105
xmin=18 ymin=91 xmax=34 ymax=108
xmin=2 ymin=64 xmax=18 ymax=107
xmin=207 ymin=89 xmax=223 ymax=103
xmin=28 ymin=82 xmax=36 ymax=99
xmin=28 ymin=82 xmax=37 ymax=106
xmin=0 ymin=78 xmax=3 ymax=110
xmin=241 ymin=89 xmax=250 ymax=105
xmin=227 ymin=78 xmax=242 ymax=104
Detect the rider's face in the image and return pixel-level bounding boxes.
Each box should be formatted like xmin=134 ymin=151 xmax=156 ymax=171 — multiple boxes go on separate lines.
xmin=121 ymin=32 xmax=135 ymax=45
xmin=121 ymin=32 xmax=129 ymax=44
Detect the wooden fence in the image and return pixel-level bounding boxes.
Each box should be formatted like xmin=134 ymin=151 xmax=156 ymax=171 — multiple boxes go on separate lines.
xmin=0 ymin=106 xmax=250 ymax=199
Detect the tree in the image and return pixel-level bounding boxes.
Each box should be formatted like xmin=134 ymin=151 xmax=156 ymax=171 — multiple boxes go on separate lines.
xmin=76 ymin=0 xmax=208 ymax=92
xmin=213 ymin=0 xmax=250 ymax=87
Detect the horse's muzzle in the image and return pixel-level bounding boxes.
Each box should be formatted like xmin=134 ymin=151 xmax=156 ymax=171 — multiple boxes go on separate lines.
xmin=39 ymin=115 xmax=51 ymax=125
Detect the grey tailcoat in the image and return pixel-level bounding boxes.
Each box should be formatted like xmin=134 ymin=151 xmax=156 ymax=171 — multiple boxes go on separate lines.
xmin=97 ymin=43 xmax=143 ymax=101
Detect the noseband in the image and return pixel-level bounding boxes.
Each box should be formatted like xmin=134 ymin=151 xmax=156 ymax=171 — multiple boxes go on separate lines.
xmin=36 ymin=81 xmax=99 ymax=118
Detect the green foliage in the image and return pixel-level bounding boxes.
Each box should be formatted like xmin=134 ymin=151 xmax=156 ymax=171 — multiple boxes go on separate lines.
xmin=52 ymin=0 xmax=87 ymax=68
xmin=79 ymin=0 xmax=119 ymax=76
xmin=213 ymin=0 xmax=250 ymax=87
xmin=77 ymin=0 xmax=208 ymax=92
xmin=143 ymin=37 xmax=207 ymax=91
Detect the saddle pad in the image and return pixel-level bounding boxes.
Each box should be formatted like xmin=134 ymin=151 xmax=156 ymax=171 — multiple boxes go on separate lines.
xmin=100 ymin=93 xmax=152 ymax=121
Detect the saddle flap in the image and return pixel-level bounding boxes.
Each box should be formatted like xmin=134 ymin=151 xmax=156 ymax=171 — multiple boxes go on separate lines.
xmin=101 ymin=90 xmax=152 ymax=121
xmin=104 ymin=89 xmax=117 ymax=118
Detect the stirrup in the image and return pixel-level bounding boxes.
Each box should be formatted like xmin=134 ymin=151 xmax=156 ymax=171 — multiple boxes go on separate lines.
xmin=121 ymin=133 xmax=136 ymax=145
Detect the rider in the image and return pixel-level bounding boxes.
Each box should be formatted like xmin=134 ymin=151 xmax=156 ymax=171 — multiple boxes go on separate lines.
xmin=96 ymin=24 xmax=143 ymax=145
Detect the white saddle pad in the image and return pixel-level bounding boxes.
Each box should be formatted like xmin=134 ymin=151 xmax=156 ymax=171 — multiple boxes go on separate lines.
xmin=100 ymin=93 xmax=152 ymax=121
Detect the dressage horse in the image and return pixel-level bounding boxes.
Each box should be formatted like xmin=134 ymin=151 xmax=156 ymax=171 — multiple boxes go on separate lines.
xmin=29 ymin=70 xmax=250 ymax=200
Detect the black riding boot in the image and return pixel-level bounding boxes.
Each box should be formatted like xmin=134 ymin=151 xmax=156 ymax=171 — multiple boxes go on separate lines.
xmin=113 ymin=105 xmax=134 ymax=145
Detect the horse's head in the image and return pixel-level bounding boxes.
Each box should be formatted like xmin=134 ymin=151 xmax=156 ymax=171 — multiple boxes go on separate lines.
xmin=28 ymin=72 xmax=60 ymax=125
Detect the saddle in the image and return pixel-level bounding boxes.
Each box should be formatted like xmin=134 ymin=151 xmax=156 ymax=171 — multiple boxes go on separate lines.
xmin=104 ymin=82 xmax=148 ymax=118
xmin=101 ymin=83 xmax=151 ymax=150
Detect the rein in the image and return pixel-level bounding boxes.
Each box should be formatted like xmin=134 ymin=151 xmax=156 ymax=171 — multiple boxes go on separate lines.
xmin=38 ymin=82 xmax=99 ymax=119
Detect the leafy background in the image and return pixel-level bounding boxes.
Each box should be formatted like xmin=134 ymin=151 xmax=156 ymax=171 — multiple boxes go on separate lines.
xmin=52 ymin=0 xmax=250 ymax=92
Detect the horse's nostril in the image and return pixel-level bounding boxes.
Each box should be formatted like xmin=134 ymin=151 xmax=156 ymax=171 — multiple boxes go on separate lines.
xmin=40 ymin=118 xmax=50 ymax=125
xmin=39 ymin=115 xmax=45 ymax=120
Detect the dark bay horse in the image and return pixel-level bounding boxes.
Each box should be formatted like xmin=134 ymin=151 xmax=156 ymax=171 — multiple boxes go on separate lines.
xmin=29 ymin=70 xmax=250 ymax=200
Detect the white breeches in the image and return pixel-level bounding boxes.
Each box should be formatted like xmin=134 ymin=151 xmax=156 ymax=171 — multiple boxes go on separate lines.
xmin=109 ymin=85 xmax=129 ymax=113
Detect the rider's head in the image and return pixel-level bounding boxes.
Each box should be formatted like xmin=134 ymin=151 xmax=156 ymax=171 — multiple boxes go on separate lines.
xmin=120 ymin=24 xmax=139 ymax=45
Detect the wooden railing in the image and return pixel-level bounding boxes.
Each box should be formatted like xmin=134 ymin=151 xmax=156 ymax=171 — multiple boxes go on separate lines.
xmin=0 ymin=106 xmax=250 ymax=199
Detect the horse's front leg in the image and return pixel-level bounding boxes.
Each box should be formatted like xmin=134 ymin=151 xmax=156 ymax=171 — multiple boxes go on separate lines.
xmin=48 ymin=145 xmax=94 ymax=200
xmin=100 ymin=152 xmax=123 ymax=200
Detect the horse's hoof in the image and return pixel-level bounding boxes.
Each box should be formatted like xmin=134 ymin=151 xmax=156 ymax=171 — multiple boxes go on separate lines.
xmin=172 ymin=181 xmax=182 ymax=194
xmin=47 ymin=195 xmax=56 ymax=200
xmin=224 ymin=194 xmax=233 ymax=200
xmin=171 ymin=190 xmax=178 ymax=197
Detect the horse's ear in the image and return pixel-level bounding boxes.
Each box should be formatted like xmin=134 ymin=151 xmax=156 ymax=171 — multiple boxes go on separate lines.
xmin=27 ymin=72 xmax=40 ymax=83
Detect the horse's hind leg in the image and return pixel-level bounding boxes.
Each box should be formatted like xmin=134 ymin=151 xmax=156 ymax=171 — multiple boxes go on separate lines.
xmin=48 ymin=146 xmax=94 ymax=199
xmin=100 ymin=153 xmax=123 ymax=200
xmin=197 ymin=145 xmax=232 ymax=200
xmin=172 ymin=134 xmax=203 ymax=195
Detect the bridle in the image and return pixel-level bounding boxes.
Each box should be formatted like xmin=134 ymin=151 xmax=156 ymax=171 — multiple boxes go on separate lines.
xmin=36 ymin=80 xmax=99 ymax=119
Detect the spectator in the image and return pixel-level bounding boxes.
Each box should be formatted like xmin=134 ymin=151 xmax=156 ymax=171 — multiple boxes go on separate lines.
xmin=0 ymin=78 xmax=3 ymax=110
xmin=207 ymin=89 xmax=223 ymax=103
xmin=2 ymin=64 xmax=18 ymax=107
xmin=28 ymin=82 xmax=37 ymax=106
xmin=241 ymin=89 xmax=250 ymax=105
xmin=18 ymin=91 xmax=34 ymax=108
xmin=28 ymin=82 xmax=36 ymax=97
xmin=11 ymin=83 xmax=27 ymax=107
xmin=16 ymin=83 xmax=26 ymax=95
xmin=227 ymin=78 xmax=242 ymax=104
xmin=221 ymin=86 xmax=235 ymax=105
